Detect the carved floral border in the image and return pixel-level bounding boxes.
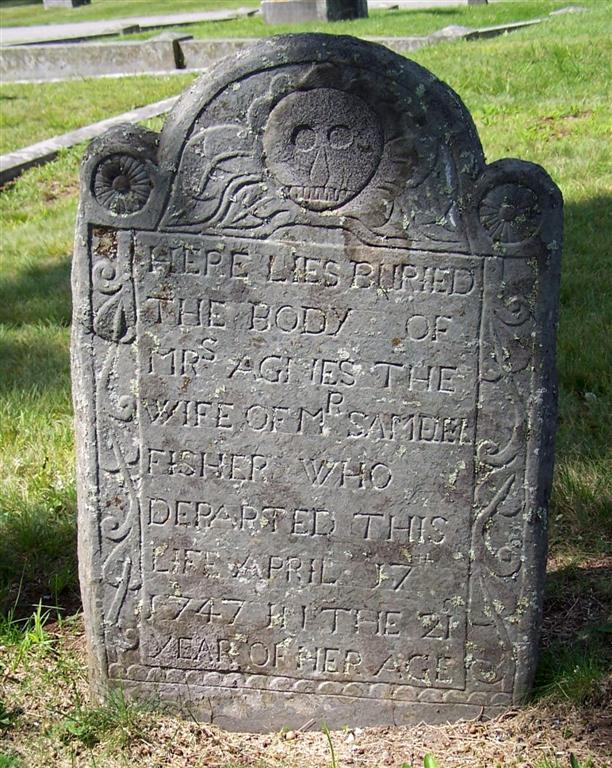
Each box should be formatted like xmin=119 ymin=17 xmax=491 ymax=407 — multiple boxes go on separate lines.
xmin=90 ymin=227 xmax=142 ymax=667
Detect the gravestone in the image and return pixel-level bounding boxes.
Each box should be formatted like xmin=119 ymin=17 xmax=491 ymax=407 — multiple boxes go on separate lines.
xmin=72 ymin=34 xmax=562 ymax=731
xmin=262 ymin=0 xmax=368 ymax=25
xmin=44 ymin=0 xmax=90 ymax=8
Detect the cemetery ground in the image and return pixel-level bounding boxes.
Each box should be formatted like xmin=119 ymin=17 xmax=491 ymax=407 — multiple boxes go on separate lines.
xmin=0 ymin=75 xmax=195 ymax=155
xmin=3 ymin=0 xmax=586 ymax=42
xmin=0 ymin=1 xmax=610 ymax=766
xmin=0 ymin=1 xmax=590 ymax=43
xmin=0 ymin=0 xmax=259 ymax=27
xmin=99 ymin=1 xmax=566 ymax=42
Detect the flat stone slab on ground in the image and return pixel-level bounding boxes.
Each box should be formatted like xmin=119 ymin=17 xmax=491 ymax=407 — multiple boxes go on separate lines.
xmin=0 ymin=37 xmax=179 ymax=82
xmin=549 ymin=5 xmax=588 ymax=14
xmin=72 ymin=33 xmax=562 ymax=731
xmin=0 ymin=97 xmax=177 ymax=185
xmin=0 ymin=6 xmax=258 ymax=46
xmin=2 ymin=16 xmax=545 ymax=84
xmin=371 ymin=0 xmax=487 ymax=8
xmin=462 ymin=17 xmax=543 ymax=39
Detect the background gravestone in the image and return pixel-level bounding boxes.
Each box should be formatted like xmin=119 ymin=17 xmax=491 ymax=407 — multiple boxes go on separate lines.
xmin=72 ymin=34 xmax=562 ymax=731
xmin=44 ymin=0 xmax=90 ymax=8
xmin=262 ymin=0 xmax=368 ymax=24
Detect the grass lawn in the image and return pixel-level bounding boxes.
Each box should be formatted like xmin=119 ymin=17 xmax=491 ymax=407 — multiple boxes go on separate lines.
xmin=129 ymin=0 xmax=590 ymax=39
xmin=0 ymin=74 xmax=197 ymax=155
xmin=0 ymin=0 xmax=259 ymax=27
xmin=0 ymin=1 xmax=610 ymax=766
xmin=0 ymin=0 xmax=603 ymax=38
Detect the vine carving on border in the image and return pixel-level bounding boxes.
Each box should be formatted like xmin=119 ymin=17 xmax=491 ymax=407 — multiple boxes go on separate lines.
xmin=468 ymin=256 xmax=535 ymax=693
xmin=91 ymin=227 xmax=141 ymax=666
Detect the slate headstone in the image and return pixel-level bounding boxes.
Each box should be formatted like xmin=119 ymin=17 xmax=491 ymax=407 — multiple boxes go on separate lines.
xmin=72 ymin=34 xmax=562 ymax=731
xmin=262 ymin=0 xmax=368 ymax=25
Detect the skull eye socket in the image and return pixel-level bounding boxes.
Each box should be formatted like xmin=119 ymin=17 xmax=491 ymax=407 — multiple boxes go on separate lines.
xmin=328 ymin=125 xmax=353 ymax=150
xmin=292 ymin=125 xmax=317 ymax=153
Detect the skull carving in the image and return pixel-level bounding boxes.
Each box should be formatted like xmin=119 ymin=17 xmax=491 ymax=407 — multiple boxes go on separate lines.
xmin=263 ymin=88 xmax=383 ymax=212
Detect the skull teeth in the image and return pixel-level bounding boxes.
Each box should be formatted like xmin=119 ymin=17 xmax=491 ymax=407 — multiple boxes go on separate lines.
xmin=289 ymin=185 xmax=352 ymax=204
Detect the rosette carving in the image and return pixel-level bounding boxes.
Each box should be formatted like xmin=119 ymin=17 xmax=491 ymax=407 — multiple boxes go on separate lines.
xmin=479 ymin=182 xmax=542 ymax=244
xmin=93 ymin=154 xmax=152 ymax=215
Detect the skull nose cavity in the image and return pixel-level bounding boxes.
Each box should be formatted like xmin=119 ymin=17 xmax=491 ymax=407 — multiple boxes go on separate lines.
xmin=310 ymin=147 xmax=329 ymax=187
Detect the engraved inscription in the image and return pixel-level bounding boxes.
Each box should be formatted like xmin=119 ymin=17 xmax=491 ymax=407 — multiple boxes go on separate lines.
xmin=134 ymin=232 xmax=482 ymax=690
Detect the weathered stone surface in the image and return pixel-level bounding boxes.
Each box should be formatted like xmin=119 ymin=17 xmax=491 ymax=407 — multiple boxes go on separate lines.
xmin=44 ymin=0 xmax=90 ymax=8
xmin=72 ymin=34 xmax=562 ymax=731
xmin=262 ymin=0 xmax=368 ymax=24
xmin=0 ymin=39 xmax=178 ymax=82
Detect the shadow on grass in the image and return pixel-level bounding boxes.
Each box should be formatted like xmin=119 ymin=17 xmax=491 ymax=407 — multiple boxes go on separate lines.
xmin=0 ymin=334 xmax=70 ymax=396
xmin=0 ymin=495 xmax=79 ymax=620
xmin=535 ymin=562 xmax=611 ymax=706
xmin=0 ymin=0 xmax=35 ymax=10
xmin=393 ymin=9 xmax=456 ymax=18
xmin=0 ymin=259 xmax=71 ymax=328
xmin=549 ymin=194 xmax=612 ymax=556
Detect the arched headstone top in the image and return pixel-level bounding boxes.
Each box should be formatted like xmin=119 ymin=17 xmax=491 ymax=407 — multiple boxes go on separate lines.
xmin=73 ymin=34 xmax=562 ymax=731
xmin=80 ymin=34 xmax=560 ymax=255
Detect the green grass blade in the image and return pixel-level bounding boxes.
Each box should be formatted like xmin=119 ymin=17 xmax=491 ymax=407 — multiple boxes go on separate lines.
xmin=321 ymin=723 xmax=337 ymax=768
